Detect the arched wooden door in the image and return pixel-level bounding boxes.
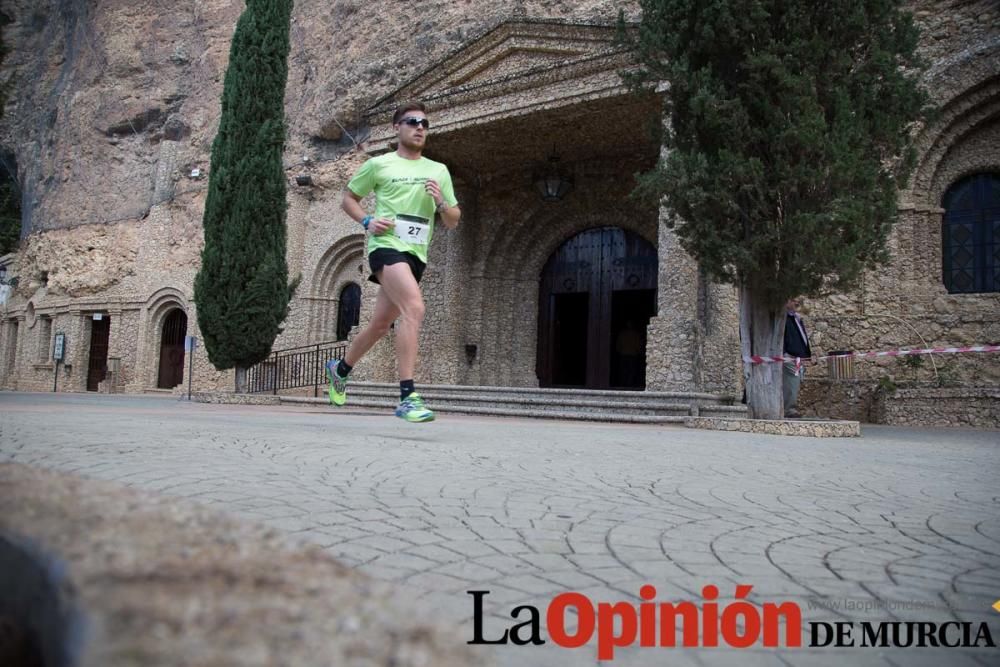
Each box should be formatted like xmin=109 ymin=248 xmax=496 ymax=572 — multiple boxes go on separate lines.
xmin=157 ymin=309 xmax=187 ymax=389
xmin=86 ymin=316 xmax=111 ymax=391
xmin=537 ymin=227 xmax=657 ymax=389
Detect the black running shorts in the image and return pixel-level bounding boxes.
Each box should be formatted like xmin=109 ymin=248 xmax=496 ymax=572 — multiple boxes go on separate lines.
xmin=368 ymin=248 xmax=426 ymax=284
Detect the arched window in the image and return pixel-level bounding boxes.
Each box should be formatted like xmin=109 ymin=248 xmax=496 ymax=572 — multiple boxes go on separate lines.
xmin=336 ymin=283 xmax=361 ymax=341
xmin=942 ymin=173 xmax=1000 ymax=294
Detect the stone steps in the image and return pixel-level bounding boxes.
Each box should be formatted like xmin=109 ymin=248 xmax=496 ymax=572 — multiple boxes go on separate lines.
xmin=279 ymin=382 xmax=746 ymax=424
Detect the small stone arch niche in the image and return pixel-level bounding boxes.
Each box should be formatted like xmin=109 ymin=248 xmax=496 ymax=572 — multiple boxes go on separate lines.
xmin=156 ymin=308 xmax=188 ymax=388
xmin=309 ymin=234 xmax=365 ymax=342
xmin=143 ymin=289 xmax=189 ymax=390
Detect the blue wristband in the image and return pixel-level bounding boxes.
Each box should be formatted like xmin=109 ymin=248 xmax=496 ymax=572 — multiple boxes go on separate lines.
xmin=361 ymin=215 xmax=373 ymax=230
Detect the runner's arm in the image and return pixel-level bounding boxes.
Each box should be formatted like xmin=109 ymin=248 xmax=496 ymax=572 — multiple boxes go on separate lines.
xmin=424 ymin=178 xmax=461 ymax=230
xmin=437 ymin=202 xmax=461 ymax=230
xmin=341 ymin=190 xmax=368 ymax=223
xmin=342 ymin=190 xmax=392 ymax=234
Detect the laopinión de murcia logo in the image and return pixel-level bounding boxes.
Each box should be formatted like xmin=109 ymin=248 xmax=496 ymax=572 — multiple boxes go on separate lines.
xmin=467 ymin=585 xmax=998 ymax=660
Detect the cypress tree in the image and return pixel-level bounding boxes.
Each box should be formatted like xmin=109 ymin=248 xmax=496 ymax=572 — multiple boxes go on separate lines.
xmin=194 ymin=0 xmax=296 ymax=390
xmin=0 ymin=11 xmax=20 ymax=257
xmin=622 ymin=0 xmax=930 ymax=418
xmin=0 ymin=174 xmax=18 ymax=256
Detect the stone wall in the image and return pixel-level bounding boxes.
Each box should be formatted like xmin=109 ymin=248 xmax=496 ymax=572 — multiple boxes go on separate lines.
xmin=1 ymin=1 xmax=642 ymax=394
xmin=798 ymin=378 xmax=877 ymax=423
xmin=872 ymin=386 xmax=1000 ymax=429
xmin=787 ymin=0 xmax=1000 ymax=421
xmin=0 ymin=0 xmax=997 ymax=422
xmin=460 ymin=156 xmax=659 ymax=388
xmin=645 ymin=220 xmax=699 ymax=392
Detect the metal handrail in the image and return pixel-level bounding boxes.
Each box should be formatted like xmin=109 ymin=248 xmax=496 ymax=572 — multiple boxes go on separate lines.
xmin=245 ymin=340 xmax=347 ymax=397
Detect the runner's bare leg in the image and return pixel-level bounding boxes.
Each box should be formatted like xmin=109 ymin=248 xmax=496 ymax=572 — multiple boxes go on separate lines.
xmin=371 ymin=262 xmax=424 ymax=381
xmin=343 ymin=286 xmax=401 ymax=367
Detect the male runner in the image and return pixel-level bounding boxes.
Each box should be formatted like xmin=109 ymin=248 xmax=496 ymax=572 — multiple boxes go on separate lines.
xmin=325 ymin=102 xmax=460 ymax=422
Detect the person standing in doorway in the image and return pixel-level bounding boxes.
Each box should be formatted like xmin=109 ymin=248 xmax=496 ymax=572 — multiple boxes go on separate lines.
xmin=325 ymin=102 xmax=461 ymax=422
xmin=783 ymin=296 xmax=812 ymax=418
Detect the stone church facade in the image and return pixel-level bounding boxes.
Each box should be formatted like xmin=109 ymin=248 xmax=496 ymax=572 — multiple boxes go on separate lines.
xmin=0 ymin=1 xmax=997 ymax=426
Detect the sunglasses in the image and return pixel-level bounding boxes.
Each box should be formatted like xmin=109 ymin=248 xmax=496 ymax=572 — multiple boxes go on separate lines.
xmin=400 ymin=117 xmax=430 ymax=129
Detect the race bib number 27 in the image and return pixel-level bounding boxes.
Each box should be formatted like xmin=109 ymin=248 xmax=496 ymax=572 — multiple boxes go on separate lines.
xmin=395 ymin=214 xmax=430 ymax=245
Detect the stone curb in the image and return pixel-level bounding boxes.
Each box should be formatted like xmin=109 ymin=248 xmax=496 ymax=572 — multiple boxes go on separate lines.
xmin=684 ymin=416 xmax=861 ymax=437
xmin=0 ymin=463 xmax=480 ymax=667
xmin=188 ymin=391 xmax=281 ymax=405
xmin=282 ymin=395 xmax=693 ymax=423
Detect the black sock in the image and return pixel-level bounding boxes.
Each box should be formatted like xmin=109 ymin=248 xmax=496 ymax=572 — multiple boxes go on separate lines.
xmin=400 ymin=379 xmax=415 ymax=401
xmin=337 ymin=359 xmax=353 ymax=378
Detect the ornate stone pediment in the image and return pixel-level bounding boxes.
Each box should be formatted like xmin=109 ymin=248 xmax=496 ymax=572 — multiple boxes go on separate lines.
xmin=363 ymin=20 xmax=636 ymax=152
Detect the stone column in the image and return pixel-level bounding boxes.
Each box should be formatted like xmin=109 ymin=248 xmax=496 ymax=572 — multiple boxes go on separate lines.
xmin=452 ymin=182 xmax=487 ymax=387
xmin=700 ymin=280 xmax=742 ymax=395
xmin=105 ymin=307 xmax=125 ymax=392
xmin=286 ymin=191 xmax=310 ymax=281
xmin=418 ymin=177 xmax=477 ymax=385
xmin=415 ymin=229 xmax=455 ymax=384
xmin=2 ymin=315 xmax=26 ymax=390
xmin=645 ymin=215 xmax=701 ymax=392
xmin=63 ymin=310 xmax=89 ymax=392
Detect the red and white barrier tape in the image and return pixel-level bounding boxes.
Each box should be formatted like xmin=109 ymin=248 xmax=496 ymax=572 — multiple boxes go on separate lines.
xmin=743 ymin=344 xmax=1000 ymax=366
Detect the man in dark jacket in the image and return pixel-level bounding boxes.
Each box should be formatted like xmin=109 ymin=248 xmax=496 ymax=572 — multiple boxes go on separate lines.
xmin=783 ymin=297 xmax=812 ymax=418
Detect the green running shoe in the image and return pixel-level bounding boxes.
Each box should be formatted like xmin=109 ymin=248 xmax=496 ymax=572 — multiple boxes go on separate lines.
xmin=325 ymin=359 xmax=348 ymax=406
xmin=395 ymin=392 xmax=435 ymax=423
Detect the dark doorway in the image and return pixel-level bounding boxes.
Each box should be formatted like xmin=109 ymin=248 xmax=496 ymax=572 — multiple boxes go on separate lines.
xmin=336 ymin=283 xmax=361 ymax=341
xmin=550 ymin=292 xmax=589 ymax=386
xmin=157 ymin=309 xmax=187 ymax=388
xmin=537 ymin=227 xmax=657 ymax=389
xmin=610 ymin=289 xmax=656 ymax=389
xmin=86 ymin=316 xmax=110 ymax=391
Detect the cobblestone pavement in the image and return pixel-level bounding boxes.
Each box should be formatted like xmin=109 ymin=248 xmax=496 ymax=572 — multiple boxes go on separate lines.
xmin=1 ymin=392 xmax=998 ymax=666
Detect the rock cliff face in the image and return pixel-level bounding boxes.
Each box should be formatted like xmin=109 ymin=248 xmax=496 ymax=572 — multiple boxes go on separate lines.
xmin=0 ymin=0 xmax=635 ymax=236
xmin=0 ymin=0 xmax=991 ymax=294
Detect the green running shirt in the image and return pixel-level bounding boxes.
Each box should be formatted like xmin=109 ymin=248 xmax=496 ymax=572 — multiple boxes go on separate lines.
xmin=347 ymin=152 xmax=457 ymax=265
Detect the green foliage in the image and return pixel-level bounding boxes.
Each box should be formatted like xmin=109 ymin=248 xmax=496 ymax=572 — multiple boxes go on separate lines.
xmin=0 ymin=11 xmax=20 ymax=256
xmin=877 ymin=374 xmax=898 ymax=394
xmin=193 ymin=0 xmax=296 ymax=371
xmin=621 ymin=0 xmax=931 ymax=308
xmin=0 ymin=179 xmax=19 ymax=255
xmin=935 ymin=359 xmax=960 ymax=388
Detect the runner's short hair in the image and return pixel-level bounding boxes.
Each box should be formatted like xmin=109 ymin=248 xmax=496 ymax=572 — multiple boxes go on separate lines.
xmin=393 ymin=102 xmax=427 ymax=124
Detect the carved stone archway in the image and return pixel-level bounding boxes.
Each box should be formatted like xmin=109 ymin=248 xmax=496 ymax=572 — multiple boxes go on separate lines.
xmin=537 ymin=226 xmax=658 ymax=389
xmin=308 ymin=234 xmax=366 ymax=343
xmin=156 ymin=308 xmax=188 ymax=388
xmin=140 ymin=287 xmax=189 ymax=391
xmin=360 ymin=20 xmax=667 ymax=387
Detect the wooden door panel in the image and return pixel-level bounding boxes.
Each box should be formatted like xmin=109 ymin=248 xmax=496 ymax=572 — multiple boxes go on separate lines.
xmin=157 ymin=310 xmax=188 ymax=389
xmin=86 ymin=317 xmax=111 ymax=391
xmin=538 ymin=227 xmax=657 ymax=389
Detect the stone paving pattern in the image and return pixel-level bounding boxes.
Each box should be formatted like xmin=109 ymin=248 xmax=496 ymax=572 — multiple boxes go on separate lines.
xmin=0 ymin=463 xmax=478 ymax=667
xmin=1 ymin=392 xmax=999 ymax=666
